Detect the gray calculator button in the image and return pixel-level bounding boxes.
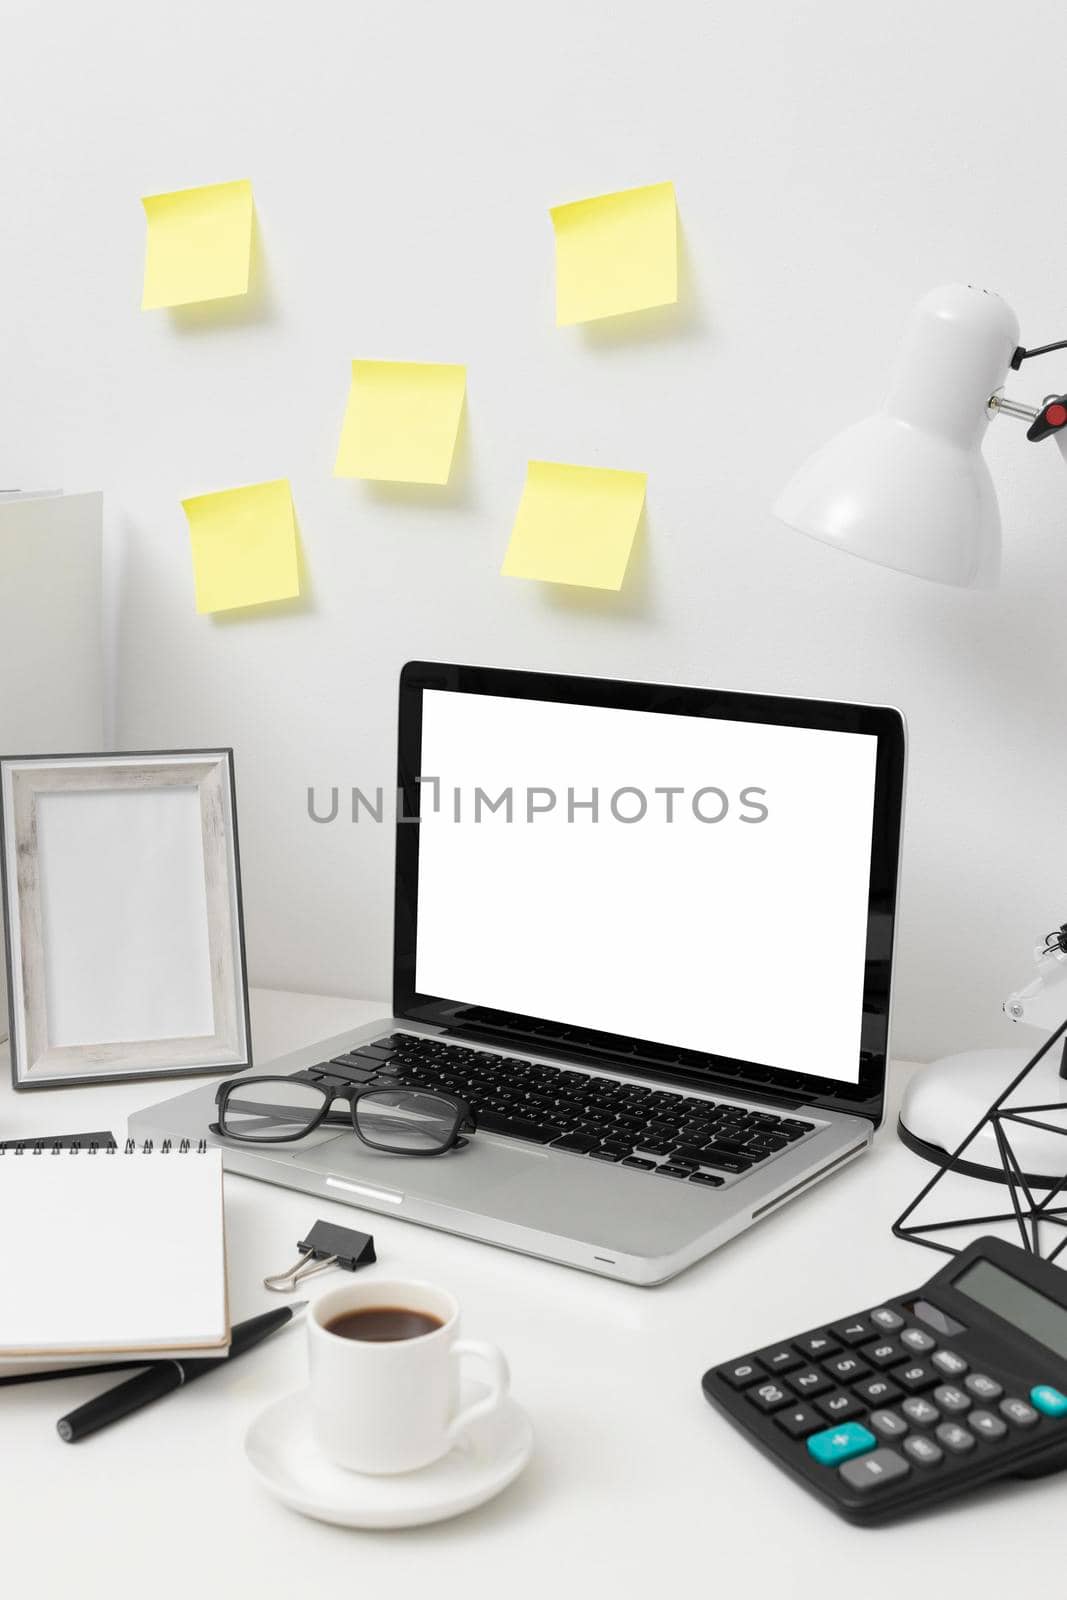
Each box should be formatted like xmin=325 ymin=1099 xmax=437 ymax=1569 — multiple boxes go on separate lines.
xmin=932 ymin=1349 xmax=968 ymax=1377
xmin=936 ymin=1422 xmax=976 ymax=1453
xmin=870 ymin=1409 xmax=908 ymax=1438
xmin=870 ymin=1308 xmax=904 ymax=1331
xmin=965 ymin=1373 xmax=1003 ymax=1400
xmin=970 ymin=1409 xmax=1008 ymax=1440
xmin=912 ymin=1300 xmax=966 ymax=1338
xmin=904 ymin=1434 xmax=943 ymax=1467
xmin=900 ymin=1328 xmax=936 ymax=1352
xmin=933 ymin=1384 xmax=971 ymax=1415
xmin=838 ymin=1448 xmax=910 ymax=1492
xmin=902 ymin=1396 xmax=939 ymax=1426
xmin=1000 ymin=1397 xmax=1039 ymax=1428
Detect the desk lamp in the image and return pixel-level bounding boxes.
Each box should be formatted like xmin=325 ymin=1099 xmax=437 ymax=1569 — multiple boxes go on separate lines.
xmin=774 ymin=282 xmax=1067 ymax=1180
xmin=775 ymin=282 xmax=1067 ymax=585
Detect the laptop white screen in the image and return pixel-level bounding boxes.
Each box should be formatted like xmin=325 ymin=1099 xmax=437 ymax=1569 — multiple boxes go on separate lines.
xmin=414 ymin=689 xmax=879 ymax=1084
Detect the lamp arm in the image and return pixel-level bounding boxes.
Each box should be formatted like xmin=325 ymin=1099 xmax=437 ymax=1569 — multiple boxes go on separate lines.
xmin=988 ymin=393 xmax=1041 ymax=422
xmin=991 ymin=338 xmax=1067 ymax=440
xmin=988 ymin=388 xmax=1067 ymax=442
xmin=1011 ymin=340 xmax=1067 ymax=370
xmin=1004 ymin=926 xmax=1067 ymax=1031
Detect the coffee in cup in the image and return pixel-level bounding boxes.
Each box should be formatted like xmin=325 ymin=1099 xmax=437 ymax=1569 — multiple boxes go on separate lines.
xmin=308 ymin=1279 xmax=509 ymax=1475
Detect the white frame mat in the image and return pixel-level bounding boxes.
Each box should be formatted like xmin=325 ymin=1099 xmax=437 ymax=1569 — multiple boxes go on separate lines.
xmin=0 ymin=750 xmax=251 ymax=1089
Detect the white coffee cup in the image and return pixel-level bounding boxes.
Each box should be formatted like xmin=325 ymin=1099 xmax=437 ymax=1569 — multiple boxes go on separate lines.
xmin=307 ymin=1278 xmax=510 ymax=1475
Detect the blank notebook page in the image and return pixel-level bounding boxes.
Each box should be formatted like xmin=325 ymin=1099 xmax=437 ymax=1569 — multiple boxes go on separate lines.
xmin=0 ymin=1149 xmax=228 ymax=1358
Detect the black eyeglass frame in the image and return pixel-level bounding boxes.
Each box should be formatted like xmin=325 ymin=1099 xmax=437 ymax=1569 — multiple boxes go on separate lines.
xmin=210 ymin=1074 xmax=476 ymax=1155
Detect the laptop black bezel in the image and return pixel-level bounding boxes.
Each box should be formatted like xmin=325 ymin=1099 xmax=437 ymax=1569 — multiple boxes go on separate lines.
xmin=393 ymin=661 xmax=905 ymax=1128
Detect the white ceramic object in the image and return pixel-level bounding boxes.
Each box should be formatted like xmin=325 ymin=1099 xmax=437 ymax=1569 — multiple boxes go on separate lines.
xmin=307 ymin=1279 xmax=509 ymax=1474
xmin=899 ymin=1047 xmax=1067 ymax=1180
xmin=245 ymin=1382 xmax=534 ymax=1530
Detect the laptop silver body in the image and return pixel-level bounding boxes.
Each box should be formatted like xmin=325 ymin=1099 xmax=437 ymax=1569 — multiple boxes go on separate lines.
xmin=131 ymin=1026 xmax=872 ymax=1285
xmin=132 ymin=664 xmax=905 ymax=1286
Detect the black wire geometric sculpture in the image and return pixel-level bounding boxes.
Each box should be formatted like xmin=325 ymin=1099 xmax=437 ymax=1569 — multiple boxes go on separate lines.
xmin=893 ymin=1015 xmax=1067 ymax=1262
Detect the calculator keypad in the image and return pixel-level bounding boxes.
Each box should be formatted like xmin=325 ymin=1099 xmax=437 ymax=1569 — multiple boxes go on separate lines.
xmin=775 ymin=1404 xmax=822 ymax=1439
xmin=1031 ymin=1384 xmax=1067 ymax=1417
xmin=869 ymin=1307 xmax=904 ymax=1331
xmin=719 ymin=1359 xmax=764 ymax=1389
xmin=969 ymin=1409 xmax=1008 ymax=1441
xmin=855 ymin=1375 xmax=901 ymax=1407
xmin=936 ymin=1421 xmax=976 ymax=1453
xmin=870 ymin=1408 xmax=908 ymax=1439
xmin=932 ymin=1384 xmax=971 ymax=1415
xmin=831 ymin=1318 xmax=874 ymax=1346
xmin=965 ymin=1372 xmax=1002 ymax=1400
xmin=903 ymin=1434 xmax=943 ymax=1466
xmin=758 ymin=1346 xmax=802 ymax=1375
xmin=795 ymin=1332 xmax=840 ymax=1360
xmin=826 ymin=1353 xmax=869 ymax=1383
xmin=863 ymin=1339 xmax=905 ymax=1369
xmin=806 ymin=1420 xmax=876 ymax=1465
xmin=838 ymin=1448 xmax=910 ymax=1492
xmin=789 ymin=1367 xmax=832 ymax=1398
xmin=1001 ymin=1397 xmax=1038 ymax=1427
xmin=893 ymin=1360 xmax=939 ymax=1393
xmin=710 ymin=1298 xmax=1066 ymax=1519
xmin=817 ymin=1390 xmax=866 ymax=1422
xmin=749 ymin=1380 xmax=791 ymax=1412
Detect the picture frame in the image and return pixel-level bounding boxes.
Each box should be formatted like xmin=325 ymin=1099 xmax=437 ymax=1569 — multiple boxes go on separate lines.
xmin=0 ymin=749 xmax=252 ymax=1090
xmin=0 ymin=931 xmax=7 ymax=1048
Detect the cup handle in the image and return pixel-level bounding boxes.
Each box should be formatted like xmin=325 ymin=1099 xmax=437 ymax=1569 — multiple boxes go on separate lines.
xmin=447 ymin=1339 xmax=510 ymax=1444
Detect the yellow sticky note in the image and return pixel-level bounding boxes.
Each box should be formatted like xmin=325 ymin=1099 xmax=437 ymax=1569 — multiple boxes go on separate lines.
xmin=502 ymin=461 xmax=647 ymax=590
xmin=550 ymin=181 xmax=678 ymax=326
xmin=334 ymin=360 xmax=466 ymax=484
xmin=142 ymin=179 xmax=254 ymax=309
xmin=182 ymin=479 xmax=300 ymax=614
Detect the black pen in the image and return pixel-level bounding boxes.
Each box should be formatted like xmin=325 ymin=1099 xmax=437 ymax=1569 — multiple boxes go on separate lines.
xmin=55 ymin=1302 xmax=306 ymax=1443
xmin=1 ymin=1360 xmax=156 ymax=1389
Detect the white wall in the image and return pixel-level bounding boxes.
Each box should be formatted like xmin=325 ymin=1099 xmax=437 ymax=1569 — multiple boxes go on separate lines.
xmin=4 ymin=0 xmax=1067 ymax=1063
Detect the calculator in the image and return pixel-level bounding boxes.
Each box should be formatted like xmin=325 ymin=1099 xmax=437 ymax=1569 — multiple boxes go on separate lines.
xmin=701 ymin=1236 xmax=1067 ymax=1524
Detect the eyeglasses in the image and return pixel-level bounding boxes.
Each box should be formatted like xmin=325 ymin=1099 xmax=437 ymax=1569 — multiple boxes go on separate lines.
xmin=211 ymin=1076 xmax=475 ymax=1156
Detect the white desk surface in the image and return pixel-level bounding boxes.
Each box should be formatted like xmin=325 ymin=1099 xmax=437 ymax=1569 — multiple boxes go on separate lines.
xmin=0 ymin=990 xmax=1055 ymax=1596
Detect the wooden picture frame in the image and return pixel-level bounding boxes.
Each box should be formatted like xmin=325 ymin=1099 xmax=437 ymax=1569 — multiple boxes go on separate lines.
xmin=0 ymin=750 xmax=252 ymax=1090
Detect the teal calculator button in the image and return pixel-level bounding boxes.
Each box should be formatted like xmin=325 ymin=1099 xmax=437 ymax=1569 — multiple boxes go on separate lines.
xmin=1030 ymin=1385 xmax=1067 ymax=1417
xmin=807 ymin=1421 xmax=877 ymax=1466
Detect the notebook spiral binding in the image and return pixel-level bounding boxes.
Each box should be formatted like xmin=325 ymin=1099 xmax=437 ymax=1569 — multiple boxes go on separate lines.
xmin=0 ymin=1137 xmax=209 ymax=1157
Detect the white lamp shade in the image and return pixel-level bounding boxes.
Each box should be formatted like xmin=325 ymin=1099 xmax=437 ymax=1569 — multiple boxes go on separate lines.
xmin=774 ymin=412 xmax=1001 ymax=586
xmin=774 ymin=284 xmax=1021 ymax=587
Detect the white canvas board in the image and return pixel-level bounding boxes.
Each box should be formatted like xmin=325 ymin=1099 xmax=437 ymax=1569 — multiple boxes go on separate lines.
xmin=36 ymin=785 xmax=215 ymax=1047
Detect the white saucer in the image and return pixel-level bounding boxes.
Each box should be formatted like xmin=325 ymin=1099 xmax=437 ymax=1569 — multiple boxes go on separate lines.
xmin=245 ymin=1382 xmax=534 ymax=1530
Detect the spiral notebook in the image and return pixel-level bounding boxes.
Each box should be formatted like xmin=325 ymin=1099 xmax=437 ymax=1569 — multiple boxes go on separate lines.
xmin=0 ymin=1140 xmax=230 ymax=1366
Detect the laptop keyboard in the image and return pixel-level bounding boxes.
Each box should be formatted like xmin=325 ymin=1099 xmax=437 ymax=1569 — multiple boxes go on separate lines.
xmin=296 ymin=1033 xmax=816 ymax=1188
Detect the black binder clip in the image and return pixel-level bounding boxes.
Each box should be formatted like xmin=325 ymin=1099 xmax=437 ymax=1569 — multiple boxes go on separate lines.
xmin=263 ymin=1219 xmax=377 ymax=1293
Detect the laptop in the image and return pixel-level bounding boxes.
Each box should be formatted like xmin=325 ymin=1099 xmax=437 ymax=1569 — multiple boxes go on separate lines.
xmin=132 ymin=662 xmax=906 ymax=1285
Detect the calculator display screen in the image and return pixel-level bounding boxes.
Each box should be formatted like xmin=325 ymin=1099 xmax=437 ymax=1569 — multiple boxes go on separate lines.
xmin=954 ymin=1259 xmax=1067 ymax=1359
